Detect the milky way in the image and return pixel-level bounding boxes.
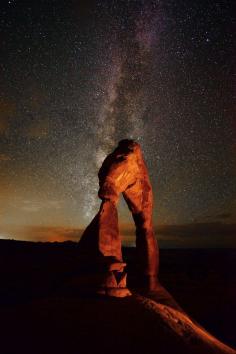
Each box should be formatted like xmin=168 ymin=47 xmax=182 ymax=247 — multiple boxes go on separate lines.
xmin=0 ymin=0 xmax=235 ymax=244
xmin=90 ymin=2 xmax=163 ymax=219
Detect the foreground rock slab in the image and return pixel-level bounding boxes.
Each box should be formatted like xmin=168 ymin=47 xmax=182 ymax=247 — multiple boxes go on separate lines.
xmin=134 ymin=294 xmax=236 ymax=354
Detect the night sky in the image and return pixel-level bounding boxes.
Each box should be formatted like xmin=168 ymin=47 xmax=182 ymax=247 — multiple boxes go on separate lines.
xmin=0 ymin=0 xmax=235 ymax=246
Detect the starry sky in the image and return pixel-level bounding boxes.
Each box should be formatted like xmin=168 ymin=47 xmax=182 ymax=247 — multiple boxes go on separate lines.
xmin=0 ymin=0 xmax=235 ymax=246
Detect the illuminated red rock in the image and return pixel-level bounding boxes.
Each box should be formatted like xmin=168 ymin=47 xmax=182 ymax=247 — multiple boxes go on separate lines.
xmin=79 ymin=139 xmax=159 ymax=295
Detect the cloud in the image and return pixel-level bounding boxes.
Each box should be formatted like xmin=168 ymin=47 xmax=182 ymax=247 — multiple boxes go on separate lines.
xmin=120 ymin=222 xmax=236 ymax=248
xmin=23 ymin=226 xmax=83 ymax=242
xmin=0 ymin=225 xmax=83 ymax=242
xmin=155 ymin=222 xmax=236 ymax=248
xmin=156 ymin=222 xmax=236 ymax=236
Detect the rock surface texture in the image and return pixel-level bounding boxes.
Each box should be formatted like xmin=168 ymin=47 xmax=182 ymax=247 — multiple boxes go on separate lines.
xmin=79 ymin=139 xmax=159 ymax=294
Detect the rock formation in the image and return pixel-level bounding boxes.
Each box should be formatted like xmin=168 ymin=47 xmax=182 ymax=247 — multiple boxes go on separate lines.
xmin=79 ymin=139 xmax=159 ymax=296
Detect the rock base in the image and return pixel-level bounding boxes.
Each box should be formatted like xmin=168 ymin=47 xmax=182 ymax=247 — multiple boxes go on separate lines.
xmin=97 ymin=287 xmax=132 ymax=297
xmin=97 ymin=261 xmax=132 ymax=297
